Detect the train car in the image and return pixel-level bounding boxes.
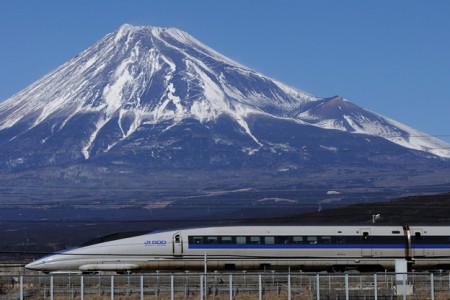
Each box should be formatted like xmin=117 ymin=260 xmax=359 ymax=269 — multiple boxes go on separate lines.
xmin=25 ymin=225 xmax=450 ymax=274
xmin=408 ymin=226 xmax=450 ymax=270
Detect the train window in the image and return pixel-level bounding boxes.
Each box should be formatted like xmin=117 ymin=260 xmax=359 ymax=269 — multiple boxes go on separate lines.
xmin=293 ymin=236 xmax=303 ymax=244
xmin=336 ymin=237 xmax=346 ymax=244
xmin=392 ymin=231 xmax=401 ymax=234
xmin=221 ymin=236 xmax=233 ymax=244
xmin=415 ymin=232 xmax=421 ymax=240
xmin=307 ymin=236 xmax=318 ymax=244
xmin=207 ymin=236 xmax=218 ymax=244
xmin=321 ymin=236 xmax=332 ymax=244
xmin=265 ymin=236 xmax=275 ymax=244
xmin=192 ymin=237 xmax=203 ymax=244
xmin=250 ymin=237 xmax=261 ymax=244
xmin=236 ymin=236 xmax=246 ymax=244
xmin=276 ymin=236 xmax=290 ymax=244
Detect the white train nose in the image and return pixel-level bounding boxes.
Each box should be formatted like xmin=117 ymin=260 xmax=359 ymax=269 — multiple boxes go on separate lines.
xmin=25 ymin=259 xmax=46 ymax=270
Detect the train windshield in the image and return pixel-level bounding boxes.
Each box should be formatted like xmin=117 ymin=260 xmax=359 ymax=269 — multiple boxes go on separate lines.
xmin=79 ymin=231 xmax=151 ymax=247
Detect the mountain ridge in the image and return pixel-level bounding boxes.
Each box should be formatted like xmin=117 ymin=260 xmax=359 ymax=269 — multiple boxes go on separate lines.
xmin=0 ymin=24 xmax=449 ymax=200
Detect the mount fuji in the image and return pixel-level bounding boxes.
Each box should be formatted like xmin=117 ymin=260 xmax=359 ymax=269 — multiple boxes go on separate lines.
xmin=1 ymin=24 xmax=449 ymax=204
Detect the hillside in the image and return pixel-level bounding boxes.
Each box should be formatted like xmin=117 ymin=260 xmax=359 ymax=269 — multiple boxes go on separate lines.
xmin=260 ymin=192 xmax=450 ymax=225
xmin=2 ymin=192 xmax=450 ymax=263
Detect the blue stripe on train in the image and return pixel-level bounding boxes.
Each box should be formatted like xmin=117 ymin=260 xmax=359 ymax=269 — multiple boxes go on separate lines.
xmin=188 ymin=243 xmax=450 ymax=249
xmin=414 ymin=244 xmax=450 ymax=249
xmin=188 ymin=244 xmax=404 ymax=249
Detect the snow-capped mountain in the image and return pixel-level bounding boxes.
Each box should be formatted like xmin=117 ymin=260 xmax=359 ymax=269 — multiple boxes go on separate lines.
xmin=0 ymin=24 xmax=317 ymax=159
xmin=0 ymin=24 xmax=449 ymax=194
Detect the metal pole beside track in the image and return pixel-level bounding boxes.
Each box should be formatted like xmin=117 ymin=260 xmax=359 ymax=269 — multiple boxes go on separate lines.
xmin=431 ymin=273 xmax=435 ymax=300
xmin=171 ymin=274 xmax=174 ymax=300
xmin=50 ymin=275 xmax=53 ymax=300
xmin=345 ymin=274 xmax=349 ymax=300
xmin=140 ymin=275 xmax=144 ymax=300
xmin=111 ymin=275 xmax=114 ymax=300
xmin=20 ymin=275 xmax=23 ymax=300
xmin=316 ymin=274 xmax=320 ymax=299
xmin=374 ymin=273 xmax=377 ymax=300
xmin=81 ymin=276 xmax=84 ymax=300
xmin=229 ymin=274 xmax=232 ymax=300
xmin=204 ymin=251 xmax=207 ymax=273
xmin=200 ymin=274 xmax=204 ymax=300
xmin=259 ymin=273 xmax=262 ymax=300
xmin=203 ymin=251 xmax=208 ymax=300
xmin=403 ymin=273 xmax=406 ymax=300
xmin=288 ymin=273 xmax=291 ymax=300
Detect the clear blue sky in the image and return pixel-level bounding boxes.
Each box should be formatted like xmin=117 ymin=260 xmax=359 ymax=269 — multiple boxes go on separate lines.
xmin=1 ymin=1 xmax=449 ymax=141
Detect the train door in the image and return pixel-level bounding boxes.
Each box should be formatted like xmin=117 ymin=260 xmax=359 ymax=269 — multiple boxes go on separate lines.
xmin=360 ymin=228 xmax=373 ymax=256
xmin=173 ymin=232 xmax=183 ymax=256
xmin=411 ymin=228 xmax=424 ymax=256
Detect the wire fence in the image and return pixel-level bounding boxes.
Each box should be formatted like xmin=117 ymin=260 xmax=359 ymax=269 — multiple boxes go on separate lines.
xmin=0 ymin=272 xmax=448 ymax=299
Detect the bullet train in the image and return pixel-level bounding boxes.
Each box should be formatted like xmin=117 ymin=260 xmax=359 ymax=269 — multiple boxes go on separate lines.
xmin=25 ymin=225 xmax=450 ymax=274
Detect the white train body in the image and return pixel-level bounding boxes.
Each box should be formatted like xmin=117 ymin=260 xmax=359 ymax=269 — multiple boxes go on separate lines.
xmin=25 ymin=225 xmax=450 ymax=273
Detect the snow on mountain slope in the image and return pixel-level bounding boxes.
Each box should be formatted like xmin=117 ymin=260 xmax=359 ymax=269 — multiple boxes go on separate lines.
xmin=0 ymin=24 xmax=449 ymax=160
xmin=298 ymin=96 xmax=450 ymax=158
